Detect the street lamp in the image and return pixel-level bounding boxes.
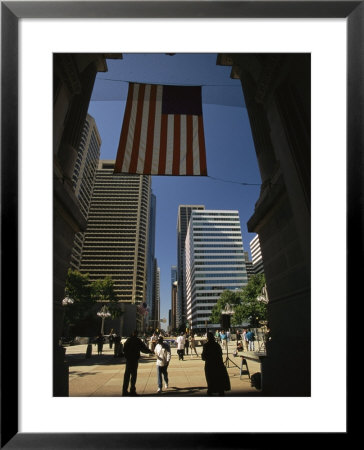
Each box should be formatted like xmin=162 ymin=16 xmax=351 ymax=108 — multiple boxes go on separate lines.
xmin=97 ymin=305 xmax=111 ymax=335
xmin=62 ymin=296 xmax=74 ymax=306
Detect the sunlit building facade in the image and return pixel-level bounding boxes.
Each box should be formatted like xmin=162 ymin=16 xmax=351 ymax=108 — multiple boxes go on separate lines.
xmin=70 ymin=114 xmax=101 ymax=270
xmin=176 ymin=205 xmax=205 ymax=328
xmin=185 ymin=210 xmax=248 ymax=330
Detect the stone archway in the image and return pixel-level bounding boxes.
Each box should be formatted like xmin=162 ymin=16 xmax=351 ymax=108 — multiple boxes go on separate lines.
xmin=217 ymin=53 xmax=311 ymax=396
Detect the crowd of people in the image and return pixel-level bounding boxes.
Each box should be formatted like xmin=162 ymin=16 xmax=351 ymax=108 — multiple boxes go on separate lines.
xmin=89 ymin=327 xmax=262 ymax=396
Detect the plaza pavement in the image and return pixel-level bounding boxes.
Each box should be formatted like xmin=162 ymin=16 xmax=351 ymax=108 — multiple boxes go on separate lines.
xmin=66 ymin=340 xmax=264 ymax=397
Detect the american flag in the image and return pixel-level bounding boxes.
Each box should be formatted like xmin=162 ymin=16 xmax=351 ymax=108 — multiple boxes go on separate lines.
xmin=114 ymin=83 xmax=207 ymax=176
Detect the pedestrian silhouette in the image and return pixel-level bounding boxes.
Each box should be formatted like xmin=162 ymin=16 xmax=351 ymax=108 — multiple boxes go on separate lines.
xmin=113 ymin=334 xmax=122 ymax=358
xmin=201 ymin=332 xmax=231 ymax=396
xmin=176 ymin=332 xmax=185 ymax=360
xmin=122 ymin=330 xmax=153 ymax=396
xmin=96 ymin=334 xmax=104 ymax=355
xmin=189 ymin=333 xmax=198 ymax=357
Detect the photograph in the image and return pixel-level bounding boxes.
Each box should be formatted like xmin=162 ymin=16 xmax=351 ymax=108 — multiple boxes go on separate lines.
xmin=1 ymin=0 xmax=355 ymax=447
xmin=54 ymin=52 xmax=310 ymax=400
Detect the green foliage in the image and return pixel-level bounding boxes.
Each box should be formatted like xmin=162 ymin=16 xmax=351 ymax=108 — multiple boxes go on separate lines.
xmin=208 ymin=274 xmax=268 ymax=327
xmin=92 ymin=276 xmax=117 ymax=303
xmin=232 ymin=274 xmax=267 ymax=327
xmin=210 ymin=290 xmax=242 ymax=324
xmin=64 ymin=269 xmax=94 ymax=324
xmin=63 ymin=270 xmax=121 ymax=333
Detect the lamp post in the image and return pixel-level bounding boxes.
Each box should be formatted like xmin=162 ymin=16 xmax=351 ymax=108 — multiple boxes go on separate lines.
xmin=62 ymin=296 xmax=74 ymax=306
xmin=97 ymin=305 xmax=111 ymax=335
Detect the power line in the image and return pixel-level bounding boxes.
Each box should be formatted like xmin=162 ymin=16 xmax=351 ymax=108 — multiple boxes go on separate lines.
xmin=55 ymin=173 xmax=261 ymax=187
xmin=207 ymin=175 xmax=261 ymax=187
xmin=96 ymin=77 xmax=241 ymax=88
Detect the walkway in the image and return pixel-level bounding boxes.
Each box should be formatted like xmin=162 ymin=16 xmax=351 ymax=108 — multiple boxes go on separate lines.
xmin=66 ymin=341 xmax=264 ymax=397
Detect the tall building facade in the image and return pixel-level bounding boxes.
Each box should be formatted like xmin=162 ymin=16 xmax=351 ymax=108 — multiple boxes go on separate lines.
xmin=185 ymin=210 xmax=248 ymax=330
xmin=244 ymin=251 xmax=254 ymax=279
xmin=70 ymin=114 xmax=101 ymax=270
xmin=145 ymin=194 xmax=156 ymax=328
xmin=171 ymin=281 xmax=178 ymax=330
xmin=152 ymin=260 xmax=160 ymax=329
xmin=78 ymin=160 xmax=152 ymax=334
xmin=176 ymin=205 xmax=205 ymax=328
xmin=250 ymin=234 xmax=264 ymax=274
xmin=170 ymin=266 xmax=177 ymax=329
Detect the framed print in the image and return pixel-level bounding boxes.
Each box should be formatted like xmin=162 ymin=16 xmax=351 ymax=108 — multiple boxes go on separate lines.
xmin=1 ymin=1 xmax=357 ymax=448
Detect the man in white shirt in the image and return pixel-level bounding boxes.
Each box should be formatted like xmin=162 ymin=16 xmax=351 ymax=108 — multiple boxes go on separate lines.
xmin=154 ymin=336 xmax=171 ymax=393
xmin=176 ymin=332 xmax=186 ymax=361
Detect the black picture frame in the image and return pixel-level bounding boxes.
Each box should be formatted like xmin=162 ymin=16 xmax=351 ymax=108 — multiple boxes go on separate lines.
xmin=1 ymin=1 xmax=356 ymax=448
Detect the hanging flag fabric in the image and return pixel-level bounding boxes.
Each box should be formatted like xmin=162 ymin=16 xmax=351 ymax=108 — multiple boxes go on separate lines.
xmin=114 ymin=83 xmax=207 ymax=176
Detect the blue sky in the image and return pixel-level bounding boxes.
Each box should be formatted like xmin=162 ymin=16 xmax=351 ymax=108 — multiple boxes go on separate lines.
xmin=87 ymin=53 xmax=261 ymax=324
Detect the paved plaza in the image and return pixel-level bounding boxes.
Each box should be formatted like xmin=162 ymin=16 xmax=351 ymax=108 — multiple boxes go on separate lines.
xmin=66 ymin=340 xmax=264 ymax=397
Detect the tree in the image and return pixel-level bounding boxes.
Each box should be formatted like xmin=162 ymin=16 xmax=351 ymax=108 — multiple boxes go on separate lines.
xmin=232 ymin=274 xmax=267 ymax=327
xmin=63 ymin=269 xmax=95 ymax=335
xmin=64 ymin=269 xmax=94 ymax=318
xmin=63 ymin=271 xmax=121 ymax=336
xmin=92 ymin=276 xmax=121 ymax=319
xmin=210 ymin=289 xmax=242 ymax=324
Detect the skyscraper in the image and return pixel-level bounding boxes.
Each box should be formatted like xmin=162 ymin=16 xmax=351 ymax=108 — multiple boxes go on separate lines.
xmin=78 ymin=160 xmax=152 ymax=334
xmin=170 ymin=266 xmax=177 ymax=329
xmin=145 ymin=193 xmax=156 ymax=328
xmin=185 ymin=210 xmax=248 ymax=330
xmin=70 ymin=114 xmax=101 ymax=270
xmin=250 ymin=234 xmax=265 ymax=274
xmin=176 ymin=205 xmax=205 ymax=328
xmin=243 ymin=251 xmax=254 ymax=279
xmin=152 ymin=260 xmax=160 ymax=328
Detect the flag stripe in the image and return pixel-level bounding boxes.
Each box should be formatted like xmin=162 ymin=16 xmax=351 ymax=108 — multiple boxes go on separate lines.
xmin=114 ymin=83 xmax=135 ymax=173
xmin=158 ymin=113 xmax=168 ymax=174
xmin=121 ymin=83 xmax=140 ymax=172
xmin=198 ymin=115 xmax=207 ymax=175
xmin=143 ymin=84 xmax=157 ymax=173
xmin=186 ymin=114 xmax=194 ymax=175
xmin=137 ymin=84 xmax=151 ymax=173
xmin=179 ymin=115 xmax=187 ymax=176
xmin=192 ymin=116 xmax=200 ymax=175
xmin=165 ymin=115 xmax=174 ymax=174
xmin=172 ymin=114 xmax=181 ymax=175
xmin=151 ymin=85 xmax=163 ymax=173
xmin=129 ymin=83 xmax=146 ymax=173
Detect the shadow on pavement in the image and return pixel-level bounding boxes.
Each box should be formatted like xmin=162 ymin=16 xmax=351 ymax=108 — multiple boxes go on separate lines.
xmin=66 ymin=353 xmax=156 ymax=367
xmin=141 ymin=386 xmax=207 ymax=396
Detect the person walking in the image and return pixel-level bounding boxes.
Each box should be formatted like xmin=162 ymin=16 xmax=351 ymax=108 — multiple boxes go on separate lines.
xmin=154 ymin=336 xmax=171 ymax=393
xmin=236 ymin=330 xmax=241 ymax=346
xmin=122 ymin=330 xmax=153 ymax=396
xmin=220 ymin=330 xmax=227 ymax=350
xmin=176 ymin=332 xmax=186 ymax=360
xmin=246 ymin=329 xmax=255 ymax=351
xmin=215 ymin=329 xmax=220 ymax=343
xmin=113 ymin=333 xmax=122 ymax=358
xmin=226 ymin=330 xmax=231 ymax=343
xmin=184 ymin=333 xmax=190 ymax=356
xmin=108 ymin=329 xmax=114 ymax=349
xmin=150 ymin=332 xmax=158 ymax=353
xmin=189 ymin=333 xmax=198 ymax=357
xmin=242 ymin=329 xmax=249 ymax=351
xmin=201 ymin=332 xmax=231 ymax=396
xmin=96 ymin=334 xmax=104 ymax=355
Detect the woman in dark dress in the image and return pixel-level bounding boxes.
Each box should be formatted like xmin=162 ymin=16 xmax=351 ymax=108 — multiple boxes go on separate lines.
xmin=201 ymin=332 xmax=231 ymax=396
